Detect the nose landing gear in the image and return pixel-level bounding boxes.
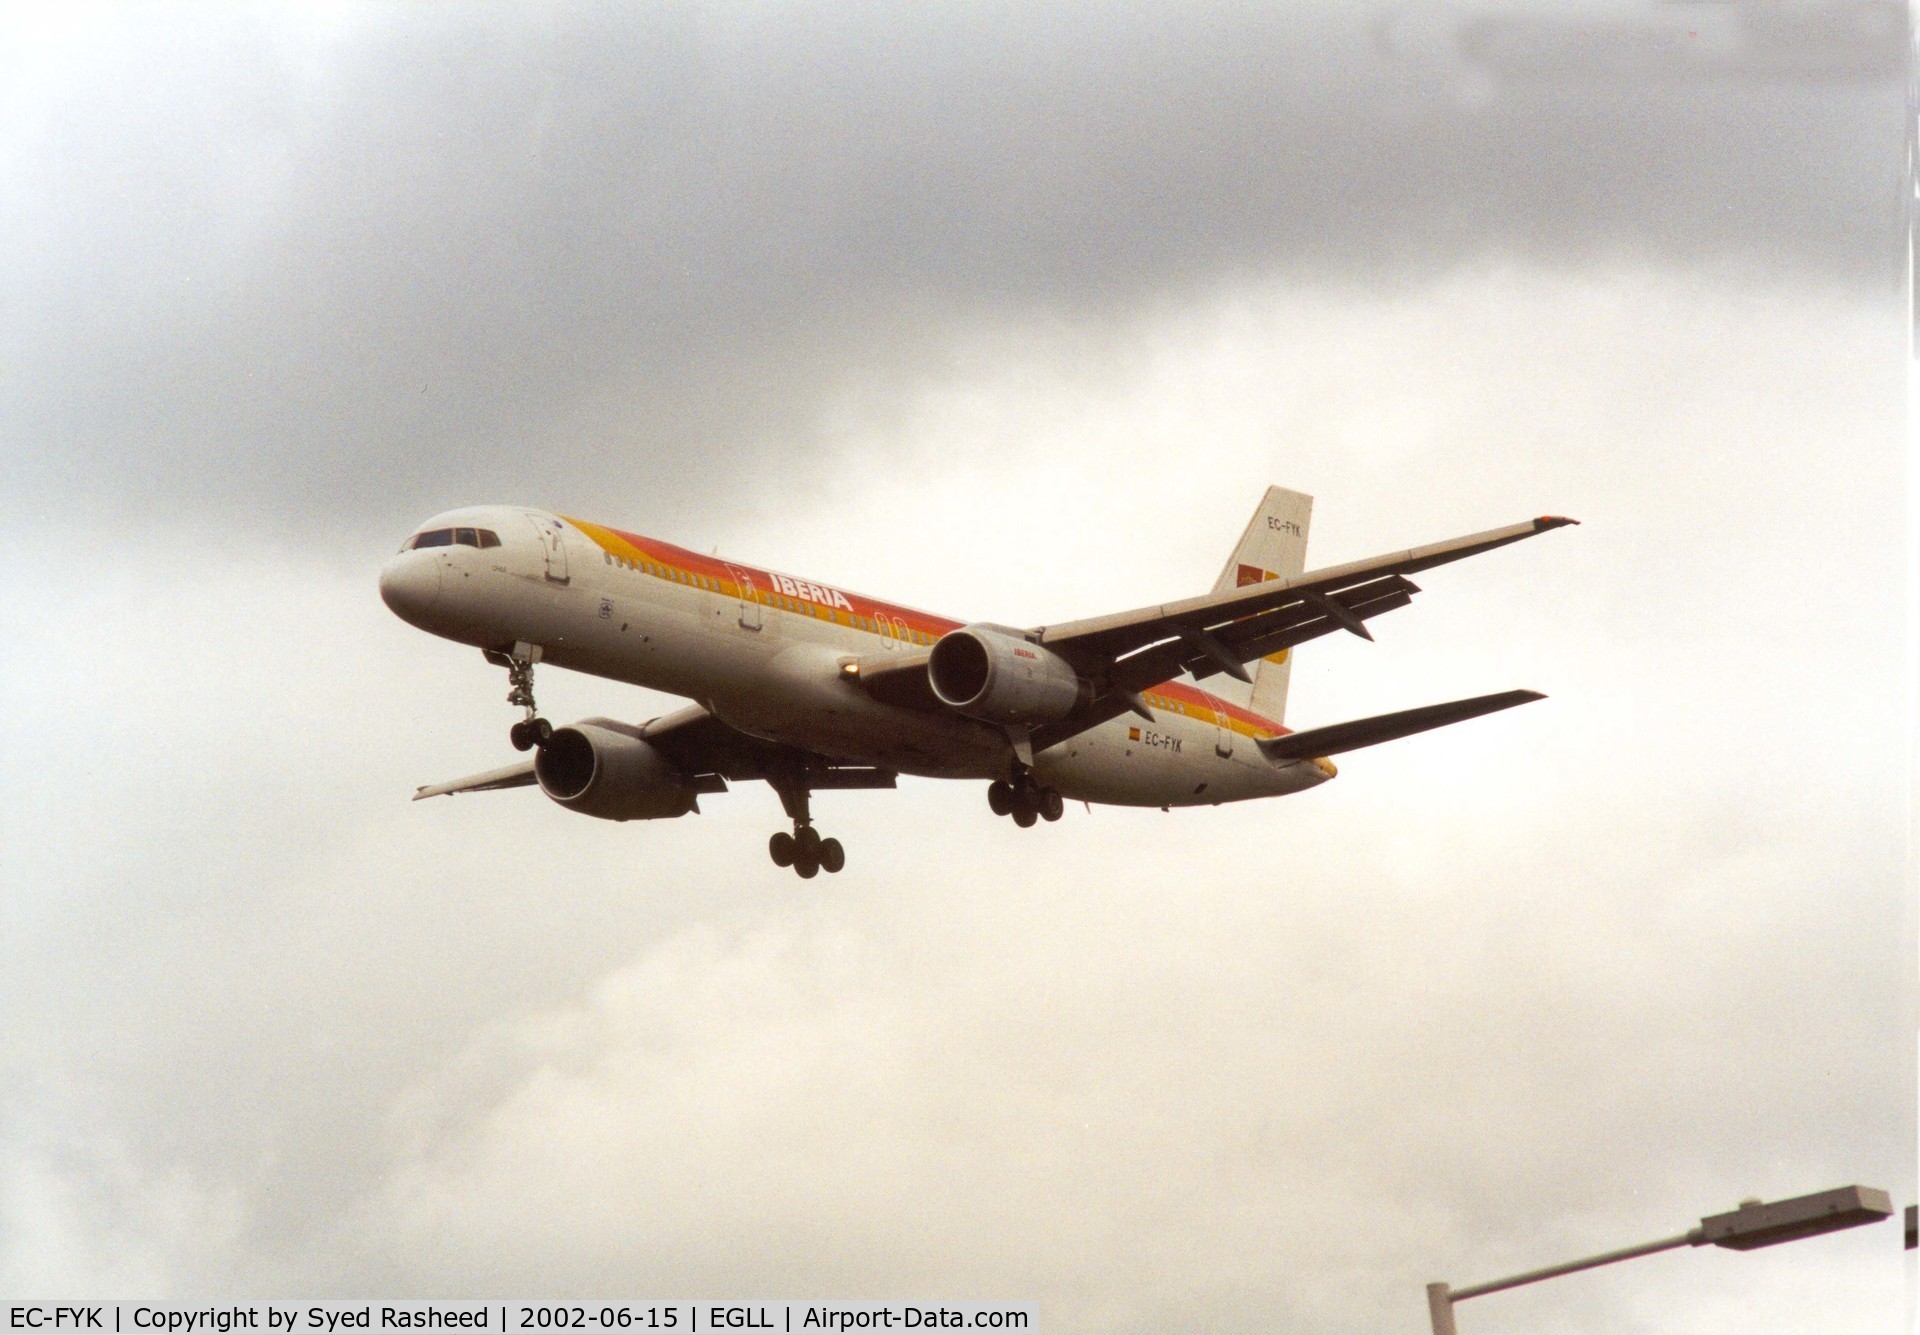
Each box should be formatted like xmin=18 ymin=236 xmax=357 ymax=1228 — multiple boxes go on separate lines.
xmin=987 ymin=773 xmax=1064 ymax=827
xmin=508 ymin=717 xmax=552 ymax=752
xmin=486 ymin=645 xmax=552 ymax=752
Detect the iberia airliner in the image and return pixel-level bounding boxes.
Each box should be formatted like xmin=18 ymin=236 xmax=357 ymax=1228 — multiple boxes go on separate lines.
xmin=380 ymin=487 xmax=1575 ymax=876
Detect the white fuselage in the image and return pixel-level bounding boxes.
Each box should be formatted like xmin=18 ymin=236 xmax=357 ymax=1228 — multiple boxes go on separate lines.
xmin=380 ymin=506 xmax=1333 ymax=808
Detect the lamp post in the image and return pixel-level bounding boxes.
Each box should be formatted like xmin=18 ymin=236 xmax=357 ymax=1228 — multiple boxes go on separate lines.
xmin=1426 ymin=1185 xmax=1893 ymax=1334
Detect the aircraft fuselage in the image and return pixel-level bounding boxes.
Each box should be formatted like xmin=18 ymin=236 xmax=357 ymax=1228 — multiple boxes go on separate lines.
xmin=380 ymin=505 xmax=1329 ymax=809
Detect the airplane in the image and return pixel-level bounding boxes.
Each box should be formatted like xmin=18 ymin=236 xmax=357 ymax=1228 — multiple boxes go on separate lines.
xmin=380 ymin=488 xmax=1575 ymax=877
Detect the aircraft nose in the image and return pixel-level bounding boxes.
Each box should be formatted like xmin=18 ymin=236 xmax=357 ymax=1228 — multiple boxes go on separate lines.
xmin=379 ymin=551 xmax=442 ymax=624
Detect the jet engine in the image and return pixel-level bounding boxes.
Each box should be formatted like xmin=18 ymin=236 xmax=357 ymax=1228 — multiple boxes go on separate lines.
xmin=927 ymin=625 xmax=1086 ymax=726
xmin=533 ymin=721 xmax=698 ymax=821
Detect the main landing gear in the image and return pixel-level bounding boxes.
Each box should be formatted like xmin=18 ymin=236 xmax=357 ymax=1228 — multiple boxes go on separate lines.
xmin=487 ymin=646 xmax=552 ymax=752
xmin=987 ymin=773 xmax=1064 ymax=827
xmin=768 ymin=825 xmax=845 ymax=878
xmin=766 ymin=769 xmax=845 ymax=878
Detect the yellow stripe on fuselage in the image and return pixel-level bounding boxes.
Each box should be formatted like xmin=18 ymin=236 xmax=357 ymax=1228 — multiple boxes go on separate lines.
xmin=564 ymin=515 xmax=1290 ymax=740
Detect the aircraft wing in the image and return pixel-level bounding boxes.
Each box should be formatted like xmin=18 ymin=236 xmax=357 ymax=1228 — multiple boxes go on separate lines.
xmin=1026 ymin=515 xmax=1573 ymax=747
xmin=634 ymin=704 xmax=896 ymax=790
xmin=1037 ymin=515 xmax=1578 ymax=669
xmin=414 ymin=704 xmax=896 ymax=800
xmin=851 ymin=649 xmax=939 ymax=710
xmin=413 ymin=760 xmax=537 ymax=800
xmin=848 ymin=514 xmax=1574 ymax=747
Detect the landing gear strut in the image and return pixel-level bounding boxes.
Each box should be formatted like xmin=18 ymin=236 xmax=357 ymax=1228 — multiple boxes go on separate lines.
xmin=487 ymin=645 xmax=552 ymax=752
xmin=988 ymin=772 xmax=1064 ymax=827
xmin=767 ymin=769 xmax=845 ymax=877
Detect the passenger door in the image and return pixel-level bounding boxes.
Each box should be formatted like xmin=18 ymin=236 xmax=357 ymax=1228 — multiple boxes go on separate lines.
xmin=524 ymin=514 xmax=570 ymax=584
xmin=724 ymin=563 xmax=762 ymax=630
xmin=1206 ymin=691 xmax=1234 ymax=758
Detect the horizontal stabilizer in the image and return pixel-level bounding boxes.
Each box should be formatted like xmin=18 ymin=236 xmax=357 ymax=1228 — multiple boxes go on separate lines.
xmin=1255 ymin=689 xmax=1545 ymax=764
xmin=414 ymin=760 xmax=537 ymax=800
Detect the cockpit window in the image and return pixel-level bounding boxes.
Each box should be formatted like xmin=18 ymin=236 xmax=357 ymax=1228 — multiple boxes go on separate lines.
xmin=406 ymin=527 xmax=501 ymax=551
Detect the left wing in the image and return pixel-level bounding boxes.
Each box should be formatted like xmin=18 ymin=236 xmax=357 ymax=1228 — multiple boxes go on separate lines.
xmin=634 ymin=704 xmax=896 ymax=791
xmin=413 ymin=704 xmax=896 ymax=800
xmin=414 ymin=760 xmax=536 ymax=800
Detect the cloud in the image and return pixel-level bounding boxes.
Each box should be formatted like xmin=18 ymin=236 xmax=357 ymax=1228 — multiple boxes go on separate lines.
xmin=0 ymin=3 xmax=1902 ymax=540
xmin=1 ymin=256 xmax=1905 ymax=1330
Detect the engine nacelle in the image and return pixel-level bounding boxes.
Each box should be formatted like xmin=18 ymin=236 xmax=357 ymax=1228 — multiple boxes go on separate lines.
xmin=927 ymin=624 xmax=1086 ymax=726
xmin=533 ymin=720 xmax=697 ymax=821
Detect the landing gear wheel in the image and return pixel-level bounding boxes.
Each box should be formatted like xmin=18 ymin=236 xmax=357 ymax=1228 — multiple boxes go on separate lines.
xmin=509 ymin=718 xmax=553 ymax=751
xmin=497 ymin=648 xmax=547 ymax=748
xmin=769 ymin=831 xmax=796 ymax=867
xmin=1038 ymin=787 xmax=1064 ymax=822
xmin=796 ymin=825 xmax=822 ymax=858
xmin=818 ymin=837 xmax=845 ymax=874
xmin=1011 ymin=799 xmax=1038 ymax=828
xmin=795 ymin=852 xmax=821 ymax=879
xmin=987 ymin=780 xmax=1014 ymax=816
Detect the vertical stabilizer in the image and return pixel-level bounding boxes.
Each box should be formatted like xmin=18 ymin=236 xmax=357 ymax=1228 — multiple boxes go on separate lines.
xmin=1205 ymin=486 xmax=1312 ymax=724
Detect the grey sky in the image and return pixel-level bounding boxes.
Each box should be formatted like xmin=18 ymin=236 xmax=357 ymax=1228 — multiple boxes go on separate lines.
xmin=0 ymin=3 xmax=1901 ymax=539
xmin=0 ymin=4 xmax=1909 ymax=1331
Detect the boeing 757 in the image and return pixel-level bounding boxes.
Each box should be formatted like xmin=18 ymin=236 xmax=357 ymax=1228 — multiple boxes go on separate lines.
xmin=381 ymin=488 xmax=1575 ymax=876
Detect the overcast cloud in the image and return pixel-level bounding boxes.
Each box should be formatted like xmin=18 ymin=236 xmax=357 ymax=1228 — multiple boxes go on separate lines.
xmin=0 ymin=3 xmax=1909 ymax=1332
xmin=0 ymin=2 xmax=1902 ymax=538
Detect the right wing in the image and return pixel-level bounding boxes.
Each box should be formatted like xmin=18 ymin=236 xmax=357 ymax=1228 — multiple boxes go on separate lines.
xmin=1027 ymin=515 xmax=1572 ymax=748
xmin=845 ymin=513 xmax=1574 ymax=750
xmin=1036 ymin=515 xmax=1578 ymax=675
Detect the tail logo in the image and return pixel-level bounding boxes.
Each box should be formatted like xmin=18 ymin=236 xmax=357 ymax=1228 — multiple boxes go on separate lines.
xmin=1236 ymin=564 xmax=1289 ymax=665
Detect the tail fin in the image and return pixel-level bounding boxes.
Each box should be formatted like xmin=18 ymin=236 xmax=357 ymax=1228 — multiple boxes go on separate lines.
xmin=1206 ymin=486 xmax=1313 ymax=724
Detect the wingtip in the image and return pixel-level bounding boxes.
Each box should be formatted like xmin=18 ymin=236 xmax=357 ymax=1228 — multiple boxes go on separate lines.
xmin=1535 ymin=514 xmax=1580 ymax=529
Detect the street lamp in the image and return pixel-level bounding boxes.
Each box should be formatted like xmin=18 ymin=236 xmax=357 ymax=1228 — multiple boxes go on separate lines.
xmin=1426 ymin=1185 xmax=1893 ymax=1333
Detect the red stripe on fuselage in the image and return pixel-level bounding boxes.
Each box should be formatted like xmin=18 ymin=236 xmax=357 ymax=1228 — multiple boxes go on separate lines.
xmin=569 ymin=517 xmax=1290 ymax=738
